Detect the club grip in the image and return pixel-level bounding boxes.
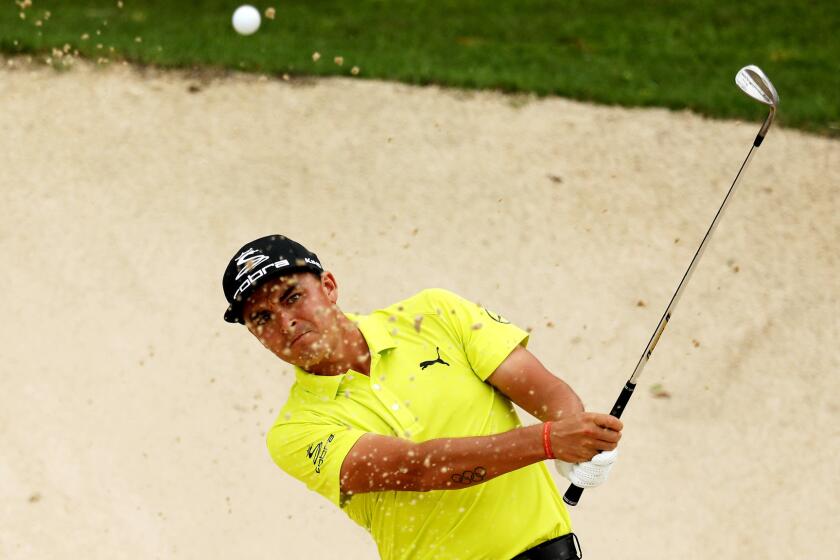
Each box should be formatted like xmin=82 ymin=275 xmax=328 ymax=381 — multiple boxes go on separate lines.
xmin=563 ymin=483 xmax=584 ymax=506
xmin=608 ymin=381 xmax=636 ymax=419
xmin=563 ymin=382 xmax=636 ymax=506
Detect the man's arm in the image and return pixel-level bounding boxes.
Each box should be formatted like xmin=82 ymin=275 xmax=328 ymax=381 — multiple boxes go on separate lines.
xmin=487 ymin=345 xmax=623 ymax=489
xmin=339 ymin=344 xmax=622 ymax=496
xmin=339 ymin=413 xmax=621 ymax=495
xmin=485 ymin=345 xmax=584 ymax=422
xmin=340 ymin=424 xmax=541 ymax=495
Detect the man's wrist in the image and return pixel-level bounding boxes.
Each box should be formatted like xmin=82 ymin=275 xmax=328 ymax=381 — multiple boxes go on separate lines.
xmin=542 ymin=421 xmax=555 ymax=459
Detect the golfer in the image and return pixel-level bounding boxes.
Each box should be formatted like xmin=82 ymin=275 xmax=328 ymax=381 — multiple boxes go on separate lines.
xmin=222 ymin=235 xmax=623 ymax=560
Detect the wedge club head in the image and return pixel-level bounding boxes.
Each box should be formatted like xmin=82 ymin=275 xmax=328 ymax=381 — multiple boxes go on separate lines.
xmin=736 ymin=65 xmax=779 ymax=141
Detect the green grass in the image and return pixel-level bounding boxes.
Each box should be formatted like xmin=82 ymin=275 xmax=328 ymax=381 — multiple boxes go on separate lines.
xmin=2 ymin=1 xmax=838 ymax=136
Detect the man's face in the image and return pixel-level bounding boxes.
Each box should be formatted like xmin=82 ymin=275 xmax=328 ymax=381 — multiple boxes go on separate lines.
xmin=242 ymin=272 xmax=340 ymax=368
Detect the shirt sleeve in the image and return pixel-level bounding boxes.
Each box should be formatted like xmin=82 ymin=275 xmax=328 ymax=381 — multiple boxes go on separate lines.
xmin=266 ymin=420 xmax=365 ymax=507
xmin=428 ymin=289 xmax=530 ymax=381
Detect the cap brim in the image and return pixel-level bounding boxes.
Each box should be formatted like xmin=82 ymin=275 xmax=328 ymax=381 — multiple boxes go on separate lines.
xmin=222 ymin=264 xmax=323 ymax=325
xmin=224 ymin=303 xmax=245 ymax=324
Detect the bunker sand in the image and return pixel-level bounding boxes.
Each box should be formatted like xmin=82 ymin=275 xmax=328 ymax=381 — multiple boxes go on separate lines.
xmin=1 ymin=59 xmax=838 ymax=559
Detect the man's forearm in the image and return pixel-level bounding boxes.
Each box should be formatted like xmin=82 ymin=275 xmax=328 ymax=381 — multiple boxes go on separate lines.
xmin=485 ymin=346 xmax=585 ymax=423
xmin=410 ymin=423 xmax=545 ymax=491
xmin=532 ymin=378 xmax=585 ymax=422
xmin=341 ymin=411 xmax=620 ymax=495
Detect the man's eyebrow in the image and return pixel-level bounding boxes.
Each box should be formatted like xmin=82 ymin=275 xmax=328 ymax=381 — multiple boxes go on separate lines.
xmin=278 ymin=284 xmax=297 ymax=302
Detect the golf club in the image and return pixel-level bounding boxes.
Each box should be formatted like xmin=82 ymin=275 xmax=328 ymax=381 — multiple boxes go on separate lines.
xmin=563 ymin=65 xmax=780 ymax=506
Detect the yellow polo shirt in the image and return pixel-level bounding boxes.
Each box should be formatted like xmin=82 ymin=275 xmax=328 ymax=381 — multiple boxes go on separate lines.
xmin=266 ymin=289 xmax=571 ymax=560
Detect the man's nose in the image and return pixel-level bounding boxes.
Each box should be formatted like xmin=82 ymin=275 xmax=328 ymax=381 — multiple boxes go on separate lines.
xmin=282 ymin=315 xmax=298 ymax=335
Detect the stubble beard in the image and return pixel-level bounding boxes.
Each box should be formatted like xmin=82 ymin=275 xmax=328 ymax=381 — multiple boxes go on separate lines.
xmin=291 ymin=331 xmax=331 ymax=368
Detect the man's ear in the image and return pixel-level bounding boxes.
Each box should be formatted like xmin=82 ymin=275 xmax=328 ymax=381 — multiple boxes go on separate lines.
xmin=320 ymin=272 xmax=338 ymax=304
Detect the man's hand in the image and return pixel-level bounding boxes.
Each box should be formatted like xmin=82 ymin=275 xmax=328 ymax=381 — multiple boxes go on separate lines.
xmin=549 ymin=412 xmax=622 ymax=463
xmin=554 ymin=449 xmax=619 ymax=489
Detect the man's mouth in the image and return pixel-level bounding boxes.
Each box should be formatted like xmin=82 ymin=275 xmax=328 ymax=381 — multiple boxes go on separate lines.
xmin=290 ymin=331 xmax=311 ymax=347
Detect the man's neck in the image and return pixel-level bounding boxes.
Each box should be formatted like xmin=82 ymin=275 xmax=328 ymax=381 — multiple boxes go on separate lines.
xmin=306 ymin=313 xmax=372 ymax=377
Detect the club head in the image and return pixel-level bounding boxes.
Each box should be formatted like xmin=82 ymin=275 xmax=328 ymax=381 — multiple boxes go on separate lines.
xmin=736 ymin=65 xmax=779 ymax=142
xmin=736 ymin=65 xmax=779 ymax=108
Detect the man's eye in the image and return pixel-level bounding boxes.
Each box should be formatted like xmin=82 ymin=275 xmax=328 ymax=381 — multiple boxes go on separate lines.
xmin=287 ymin=293 xmax=301 ymax=304
xmin=254 ymin=312 xmax=271 ymax=325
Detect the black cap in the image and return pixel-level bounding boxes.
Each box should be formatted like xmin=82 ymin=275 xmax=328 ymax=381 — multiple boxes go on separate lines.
xmin=222 ymin=235 xmax=323 ymax=324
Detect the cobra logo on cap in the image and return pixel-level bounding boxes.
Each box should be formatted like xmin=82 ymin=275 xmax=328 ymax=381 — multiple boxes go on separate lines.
xmin=234 ymin=248 xmax=270 ymax=280
xmin=232 ymin=251 xmax=291 ymax=301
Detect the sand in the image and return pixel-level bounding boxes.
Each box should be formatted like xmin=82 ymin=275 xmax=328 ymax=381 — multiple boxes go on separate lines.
xmin=1 ymin=58 xmax=838 ymax=559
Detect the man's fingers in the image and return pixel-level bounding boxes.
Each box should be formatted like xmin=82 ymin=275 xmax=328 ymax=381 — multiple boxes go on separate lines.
xmin=594 ymin=439 xmax=618 ymax=451
xmin=591 ymin=413 xmax=623 ymax=432
xmin=582 ymin=414 xmax=622 ymax=449
xmin=596 ymin=426 xmax=621 ymax=443
xmin=551 ymin=413 xmax=624 ymax=463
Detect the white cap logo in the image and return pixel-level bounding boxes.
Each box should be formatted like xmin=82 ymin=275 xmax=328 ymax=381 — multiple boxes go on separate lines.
xmin=234 ymin=248 xmax=269 ymax=280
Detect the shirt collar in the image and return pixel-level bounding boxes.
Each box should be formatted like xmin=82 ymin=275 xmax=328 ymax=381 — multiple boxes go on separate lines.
xmin=293 ymin=312 xmax=396 ymax=399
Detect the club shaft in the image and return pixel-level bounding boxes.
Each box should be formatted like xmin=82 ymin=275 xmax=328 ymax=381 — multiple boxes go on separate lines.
xmin=563 ymin=126 xmax=768 ymax=508
xmin=628 ymin=143 xmax=758 ymax=384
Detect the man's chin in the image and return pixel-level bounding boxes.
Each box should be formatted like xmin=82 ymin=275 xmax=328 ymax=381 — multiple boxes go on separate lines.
xmin=287 ymin=348 xmax=324 ymax=370
xmin=278 ymin=337 xmax=331 ymax=370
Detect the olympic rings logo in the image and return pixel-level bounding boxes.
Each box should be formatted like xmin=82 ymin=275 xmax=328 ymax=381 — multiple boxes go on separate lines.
xmin=450 ymin=467 xmax=487 ymax=484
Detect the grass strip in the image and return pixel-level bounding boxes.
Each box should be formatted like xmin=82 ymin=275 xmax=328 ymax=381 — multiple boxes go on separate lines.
xmin=2 ymin=0 xmax=838 ymax=136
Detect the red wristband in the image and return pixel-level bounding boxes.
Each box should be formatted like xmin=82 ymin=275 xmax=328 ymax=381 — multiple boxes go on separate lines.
xmin=543 ymin=421 xmax=555 ymax=459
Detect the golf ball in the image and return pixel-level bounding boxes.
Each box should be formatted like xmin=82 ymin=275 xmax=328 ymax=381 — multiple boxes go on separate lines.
xmin=232 ymin=5 xmax=261 ymax=36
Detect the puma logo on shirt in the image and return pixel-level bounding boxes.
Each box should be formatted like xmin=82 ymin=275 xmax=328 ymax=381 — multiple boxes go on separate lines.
xmin=419 ymin=347 xmax=450 ymax=370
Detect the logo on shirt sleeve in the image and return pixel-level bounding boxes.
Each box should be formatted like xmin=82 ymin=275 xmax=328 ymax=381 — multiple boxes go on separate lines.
xmin=484 ymin=308 xmax=511 ymax=324
xmin=306 ymin=434 xmax=335 ymax=474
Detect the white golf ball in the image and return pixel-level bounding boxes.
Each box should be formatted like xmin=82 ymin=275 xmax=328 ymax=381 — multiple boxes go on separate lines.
xmin=232 ymin=5 xmax=261 ymax=36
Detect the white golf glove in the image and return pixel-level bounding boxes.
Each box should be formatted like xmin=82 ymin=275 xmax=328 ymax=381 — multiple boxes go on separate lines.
xmin=554 ymin=449 xmax=619 ymax=489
